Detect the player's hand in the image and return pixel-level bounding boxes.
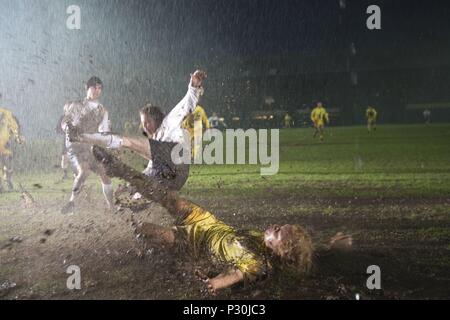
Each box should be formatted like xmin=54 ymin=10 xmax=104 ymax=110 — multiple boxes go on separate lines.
xmin=190 ymin=70 xmax=207 ymax=88
xmin=329 ymin=232 xmax=353 ymax=250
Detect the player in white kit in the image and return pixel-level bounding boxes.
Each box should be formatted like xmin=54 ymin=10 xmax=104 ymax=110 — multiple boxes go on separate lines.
xmin=60 ymin=76 xmax=114 ymax=214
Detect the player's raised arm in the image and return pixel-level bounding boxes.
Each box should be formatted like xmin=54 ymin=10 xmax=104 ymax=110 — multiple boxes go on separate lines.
xmin=156 ymin=70 xmax=206 ymax=140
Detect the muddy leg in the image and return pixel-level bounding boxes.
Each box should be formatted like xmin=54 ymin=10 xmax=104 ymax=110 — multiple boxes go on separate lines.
xmin=61 ymin=160 xmax=90 ymax=214
xmin=91 ymin=146 xmax=192 ymax=219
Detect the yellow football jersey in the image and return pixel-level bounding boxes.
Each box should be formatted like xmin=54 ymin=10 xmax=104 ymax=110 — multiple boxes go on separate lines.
xmin=176 ymin=203 xmax=270 ymax=282
xmin=182 ymin=105 xmax=210 ymax=133
xmin=311 ymin=106 xmax=329 ymax=124
xmin=366 ymin=107 xmax=377 ymax=120
xmin=0 ymin=107 xmax=21 ymax=155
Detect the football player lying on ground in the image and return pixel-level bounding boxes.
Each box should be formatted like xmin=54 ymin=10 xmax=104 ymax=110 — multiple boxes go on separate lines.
xmin=91 ymin=145 xmax=353 ymax=295
xmin=67 ymin=70 xmax=206 ymax=192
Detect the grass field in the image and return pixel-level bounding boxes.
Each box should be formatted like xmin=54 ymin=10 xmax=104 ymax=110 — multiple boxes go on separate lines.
xmin=1 ymin=124 xmax=449 ymax=299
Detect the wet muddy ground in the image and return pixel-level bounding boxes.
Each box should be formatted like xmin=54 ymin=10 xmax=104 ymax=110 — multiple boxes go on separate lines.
xmin=1 ymin=179 xmax=449 ymax=300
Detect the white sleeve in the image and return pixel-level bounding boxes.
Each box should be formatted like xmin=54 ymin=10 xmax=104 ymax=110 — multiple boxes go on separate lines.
xmin=156 ymin=84 xmax=200 ymax=140
xmin=98 ymin=110 xmax=111 ymax=133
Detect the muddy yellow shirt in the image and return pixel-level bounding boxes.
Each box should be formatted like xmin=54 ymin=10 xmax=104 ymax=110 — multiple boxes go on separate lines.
xmin=176 ymin=204 xmax=270 ymax=282
xmin=366 ymin=107 xmax=377 ymax=120
xmin=311 ymin=107 xmax=329 ymax=124
xmin=0 ymin=107 xmax=21 ymax=155
xmin=182 ymin=105 xmax=210 ymax=135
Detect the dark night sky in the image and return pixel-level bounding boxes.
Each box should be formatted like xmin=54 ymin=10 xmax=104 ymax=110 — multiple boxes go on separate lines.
xmin=1 ymin=0 xmax=450 ymax=136
xmin=115 ymin=0 xmax=450 ymax=60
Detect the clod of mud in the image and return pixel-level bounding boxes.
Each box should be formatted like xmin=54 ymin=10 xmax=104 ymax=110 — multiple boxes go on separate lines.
xmin=43 ymin=229 xmax=55 ymax=236
xmin=0 ymin=281 xmax=17 ymax=291
xmin=9 ymin=236 xmax=23 ymax=243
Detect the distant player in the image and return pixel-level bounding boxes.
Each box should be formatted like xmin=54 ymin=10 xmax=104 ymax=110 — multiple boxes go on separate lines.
xmin=208 ymin=112 xmax=219 ymax=129
xmin=423 ymin=109 xmax=431 ymax=125
xmin=0 ymin=105 xmax=25 ymax=192
xmin=182 ymin=101 xmax=210 ymax=158
xmin=366 ymin=106 xmax=378 ymax=133
xmin=284 ymin=113 xmax=293 ymax=128
xmin=208 ymin=112 xmax=227 ymax=130
xmin=311 ymin=102 xmax=329 ymax=141
xmin=60 ymin=76 xmax=114 ymax=214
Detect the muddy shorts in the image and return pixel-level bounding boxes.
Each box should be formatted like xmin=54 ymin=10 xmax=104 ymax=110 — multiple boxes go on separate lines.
xmin=148 ymin=139 xmax=189 ymax=191
xmin=67 ymin=143 xmax=103 ymax=173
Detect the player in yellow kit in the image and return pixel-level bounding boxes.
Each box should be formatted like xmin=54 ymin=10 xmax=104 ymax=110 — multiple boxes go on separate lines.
xmin=366 ymin=106 xmax=377 ymax=133
xmin=182 ymin=103 xmax=210 ymax=158
xmin=91 ymin=145 xmax=352 ymax=295
xmin=311 ymin=102 xmax=329 ymax=141
xmin=0 ymin=106 xmax=25 ymax=192
xmin=284 ymin=113 xmax=293 ymax=128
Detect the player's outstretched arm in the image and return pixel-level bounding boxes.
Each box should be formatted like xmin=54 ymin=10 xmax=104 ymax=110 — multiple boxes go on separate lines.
xmin=122 ymin=136 xmax=151 ymax=159
xmin=328 ymin=232 xmax=353 ymax=251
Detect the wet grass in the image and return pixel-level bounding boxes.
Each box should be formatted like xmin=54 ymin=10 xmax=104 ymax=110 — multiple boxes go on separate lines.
xmin=9 ymin=124 xmax=450 ymax=200
xmin=186 ymin=124 xmax=450 ymax=198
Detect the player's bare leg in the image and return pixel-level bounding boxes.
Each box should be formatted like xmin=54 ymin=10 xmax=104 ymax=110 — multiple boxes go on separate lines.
xmin=318 ymin=125 xmax=325 ymax=141
xmin=96 ymin=165 xmax=115 ymax=213
xmin=4 ymin=167 xmax=13 ymax=190
xmin=0 ymin=158 xmax=4 ymax=193
xmin=61 ymin=153 xmax=69 ymax=180
xmin=368 ymin=119 xmax=375 ymax=133
xmin=61 ymin=160 xmax=90 ymax=214
xmin=313 ymin=125 xmax=319 ymax=138
xmin=3 ymin=155 xmax=14 ymax=190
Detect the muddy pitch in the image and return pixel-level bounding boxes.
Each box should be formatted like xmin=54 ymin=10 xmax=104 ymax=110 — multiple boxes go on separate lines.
xmin=1 ymin=186 xmax=449 ymax=300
